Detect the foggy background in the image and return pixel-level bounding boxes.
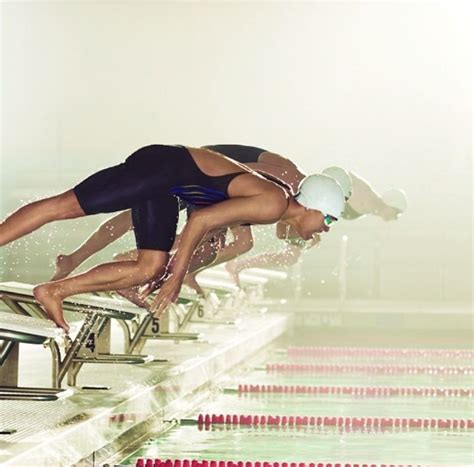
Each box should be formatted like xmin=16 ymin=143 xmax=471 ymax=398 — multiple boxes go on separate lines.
xmin=1 ymin=1 xmax=472 ymax=303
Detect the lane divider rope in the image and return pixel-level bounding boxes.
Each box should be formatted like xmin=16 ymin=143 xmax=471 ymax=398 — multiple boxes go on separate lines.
xmin=265 ymin=363 xmax=474 ymax=375
xmin=193 ymin=413 xmax=474 ymax=430
xmin=287 ymin=346 xmax=474 ymax=359
xmin=135 ymin=459 xmax=439 ymax=467
xmin=235 ymin=384 xmax=473 ymax=398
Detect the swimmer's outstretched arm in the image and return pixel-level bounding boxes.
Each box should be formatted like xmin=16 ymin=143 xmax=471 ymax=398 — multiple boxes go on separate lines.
xmin=183 ymin=225 xmax=254 ymax=291
xmin=150 ymin=188 xmax=288 ymax=317
xmin=139 ymin=227 xmax=226 ymax=299
xmin=347 ymin=172 xmax=391 ymax=217
xmin=211 ymin=225 xmax=254 ymax=266
xmin=227 ymin=244 xmax=303 ymax=275
xmin=225 ymin=227 xmax=320 ymax=285
xmin=168 ymin=225 xmax=251 ymax=295
xmin=51 ymin=210 xmax=133 ymax=280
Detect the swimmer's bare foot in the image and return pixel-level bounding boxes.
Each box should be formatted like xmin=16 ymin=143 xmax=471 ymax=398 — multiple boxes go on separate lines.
xmin=116 ymin=287 xmax=151 ymax=311
xmin=33 ymin=283 xmax=70 ymax=332
xmin=183 ymin=273 xmax=205 ymax=297
xmin=225 ymin=262 xmax=241 ymax=287
xmin=50 ymin=254 xmax=77 ymax=281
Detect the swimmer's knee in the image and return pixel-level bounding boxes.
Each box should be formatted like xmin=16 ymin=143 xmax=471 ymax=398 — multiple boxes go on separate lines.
xmin=136 ymin=250 xmax=169 ymax=280
xmin=139 ymin=263 xmax=167 ymax=282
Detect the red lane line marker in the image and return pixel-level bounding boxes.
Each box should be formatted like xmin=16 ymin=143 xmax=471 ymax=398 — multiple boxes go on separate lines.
xmin=196 ymin=413 xmax=474 ymax=431
xmin=237 ymin=384 xmax=473 ymax=398
xmin=136 ymin=459 xmax=436 ymax=467
xmin=266 ymin=363 xmax=474 ymax=375
xmin=287 ymin=346 xmax=474 ymax=359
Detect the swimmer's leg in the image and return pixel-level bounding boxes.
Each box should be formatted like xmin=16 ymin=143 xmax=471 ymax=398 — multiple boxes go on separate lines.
xmin=0 ymin=190 xmax=85 ymax=247
xmin=112 ymin=249 xmax=155 ymax=310
xmin=51 ymin=210 xmax=133 ymax=280
xmin=34 ymin=249 xmax=168 ymax=331
xmin=37 ymin=193 xmax=178 ymax=331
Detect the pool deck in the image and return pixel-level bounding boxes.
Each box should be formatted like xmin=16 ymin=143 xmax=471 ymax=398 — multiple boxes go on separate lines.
xmin=0 ymin=303 xmax=289 ymax=467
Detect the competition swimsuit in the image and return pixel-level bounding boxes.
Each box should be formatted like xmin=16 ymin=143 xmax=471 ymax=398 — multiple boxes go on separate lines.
xmin=204 ymin=144 xmax=291 ymax=192
xmin=203 ymin=145 xmax=267 ymax=164
xmin=186 ymin=144 xmax=267 ymax=219
xmin=74 ymin=145 xmax=249 ymax=252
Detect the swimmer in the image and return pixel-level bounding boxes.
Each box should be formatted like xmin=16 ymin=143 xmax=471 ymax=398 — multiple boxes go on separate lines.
xmin=49 ymin=145 xmax=406 ymax=295
xmin=0 ymin=144 xmax=345 ymax=331
xmin=50 ymin=145 xmax=303 ymax=282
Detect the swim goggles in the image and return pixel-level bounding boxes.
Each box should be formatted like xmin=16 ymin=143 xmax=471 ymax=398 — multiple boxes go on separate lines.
xmin=324 ymin=215 xmax=337 ymax=226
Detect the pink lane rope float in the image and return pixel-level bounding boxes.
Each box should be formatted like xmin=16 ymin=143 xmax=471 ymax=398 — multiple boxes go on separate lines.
xmin=194 ymin=413 xmax=474 ymax=431
xmin=135 ymin=459 xmax=451 ymax=467
xmin=287 ymin=346 xmax=474 ymax=360
xmin=236 ymin=384 xmax=473 ymax=398
xmin=265 ymin=363 xmax=474 ymax=375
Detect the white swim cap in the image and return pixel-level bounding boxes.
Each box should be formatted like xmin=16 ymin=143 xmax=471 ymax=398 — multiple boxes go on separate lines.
xmin=382 ymin=188 xmax=408 ymax=212
xmin=295 ymin=174 xmax=346 ymax=219
xmin=322 ymin=166 xmax=353 ymax=199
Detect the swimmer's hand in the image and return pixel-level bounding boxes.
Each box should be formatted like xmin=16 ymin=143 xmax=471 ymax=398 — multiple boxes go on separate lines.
xmin=150 ymin=273 xmax=184 ymax=318
xmin=139 ymin=253 xmax=177 ymax=301
xmin=138 ymin=277 xmax=163 ymax=300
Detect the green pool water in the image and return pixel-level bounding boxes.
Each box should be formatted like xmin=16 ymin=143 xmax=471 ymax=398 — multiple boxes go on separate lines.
xmin=122 ymin=337 xmax=473 ymax=466
xmin=124 ymin=424 xmax=472 ymax=465
xmin=197 ymin=390 xmax=472 ymax=419
xmin=241 ymin=370 xmax=474 ymax=388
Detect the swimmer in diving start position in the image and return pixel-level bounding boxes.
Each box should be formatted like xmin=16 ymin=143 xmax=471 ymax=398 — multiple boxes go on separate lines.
xmin=48 ymin=145 xmax=406 ymax=295
xmin=0 ymin=144 xmax=345 ymax=331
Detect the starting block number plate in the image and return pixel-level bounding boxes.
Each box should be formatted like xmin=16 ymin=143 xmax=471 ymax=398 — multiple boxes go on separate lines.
xmin=145 ymin=317 xmax=161 ymax=336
